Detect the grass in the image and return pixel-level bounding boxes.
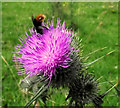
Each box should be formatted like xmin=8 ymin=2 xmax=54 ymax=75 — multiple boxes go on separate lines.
xmin=2 ymin=2 xmax=118 ymax=106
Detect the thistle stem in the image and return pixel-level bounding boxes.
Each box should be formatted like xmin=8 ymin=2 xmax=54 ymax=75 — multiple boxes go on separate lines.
xmin=24 ymin=83 xmax=48 ymax=108
xmin=68 ymin=99 xmax=73 ymax=107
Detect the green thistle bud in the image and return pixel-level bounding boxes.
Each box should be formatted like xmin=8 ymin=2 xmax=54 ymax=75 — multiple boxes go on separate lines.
xmin=66 ymin=72 xmax=99 ymax=106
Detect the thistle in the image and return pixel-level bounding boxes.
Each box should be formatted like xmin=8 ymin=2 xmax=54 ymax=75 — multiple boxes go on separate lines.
xmin=66 ymin=72 xmax=100 ymax=107
xmin=14 ymin=15 xmax=115 ymax=108
xmin=15 ymin=18 xmax=77 ymax=83
xmin=15 ymin=17 xmax=78 ymax=107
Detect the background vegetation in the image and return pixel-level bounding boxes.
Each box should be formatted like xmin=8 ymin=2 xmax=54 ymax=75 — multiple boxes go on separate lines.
xmin=2 ymin=2 xmax=118 ymax=106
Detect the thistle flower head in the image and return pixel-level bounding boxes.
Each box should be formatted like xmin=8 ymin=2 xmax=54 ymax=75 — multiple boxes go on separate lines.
xmin=66 ymin=72 xmax=99 ymax=106
xmin=15 ymin=18 xmax=76 ymax=82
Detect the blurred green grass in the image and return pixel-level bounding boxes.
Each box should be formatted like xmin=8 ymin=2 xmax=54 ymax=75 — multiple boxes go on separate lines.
xmin=2 ymin=2 xmax=118 ymax=106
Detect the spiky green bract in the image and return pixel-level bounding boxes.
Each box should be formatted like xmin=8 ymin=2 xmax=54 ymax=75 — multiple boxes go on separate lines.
xmin=51 ymin=52 xmax=83 ymax=88
xmin=92 ymin=94 xmax=104 ymax=107
xmin=66 ymin=72 xmax=99 ymax=106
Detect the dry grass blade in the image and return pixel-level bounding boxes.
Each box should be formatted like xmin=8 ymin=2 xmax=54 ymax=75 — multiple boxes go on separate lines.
xmin=13 ymin=54 xmax=19 ymax=70
xmin=109 ymin=79 xmax=120 ymax=97
xmin=100 ymin=79 xmax=119 ymax=99
xmin=1 ymin=55 xmax=19 ymax=88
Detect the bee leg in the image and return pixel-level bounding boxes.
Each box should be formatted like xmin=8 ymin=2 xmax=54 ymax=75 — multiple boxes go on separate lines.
xmin=32 ymin=15 xmax=34 ymax=22
xmin=39 ymin=29 xmax=43 ymax=35
xmin=42 ymin=26 xmax=49 ymax=30
xmin=33 ymin=27 xmax=37 ymax=33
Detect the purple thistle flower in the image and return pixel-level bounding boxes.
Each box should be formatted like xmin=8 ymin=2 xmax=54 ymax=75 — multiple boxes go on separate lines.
xmin=15 ymin=18 xmax=77 ymax=82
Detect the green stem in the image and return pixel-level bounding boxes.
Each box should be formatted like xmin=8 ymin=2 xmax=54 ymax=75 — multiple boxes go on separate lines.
xmin=24 ymin=83 xmax=48 ymax=108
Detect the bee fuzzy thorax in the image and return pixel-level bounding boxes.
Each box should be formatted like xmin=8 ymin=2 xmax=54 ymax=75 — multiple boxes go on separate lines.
xmin=35 ymin=14 xmax=46 ymax=22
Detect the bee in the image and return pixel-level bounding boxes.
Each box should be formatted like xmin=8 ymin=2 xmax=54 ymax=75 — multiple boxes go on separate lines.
xmin=32 ymin=14 xmax=48 ymax=34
